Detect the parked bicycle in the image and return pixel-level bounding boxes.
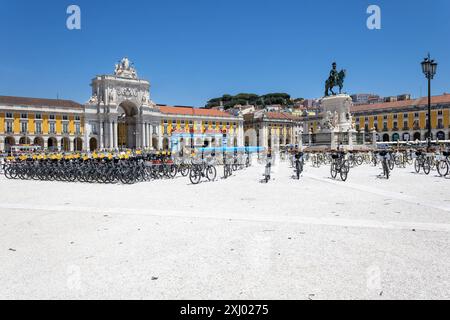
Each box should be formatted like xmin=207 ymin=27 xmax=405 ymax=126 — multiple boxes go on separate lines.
xmin=330 ymin=152 xmax=350 ymax=181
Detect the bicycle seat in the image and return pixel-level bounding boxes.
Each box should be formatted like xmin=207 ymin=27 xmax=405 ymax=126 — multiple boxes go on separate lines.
xmin=443 ymin=151 xmax=450 ymax=157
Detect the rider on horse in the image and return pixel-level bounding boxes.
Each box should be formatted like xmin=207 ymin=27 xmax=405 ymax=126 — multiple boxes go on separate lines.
xmin=329 ymin=62 xmax=339 ymax=85
xmin=325 ymin=62 xmax=346 ymax=97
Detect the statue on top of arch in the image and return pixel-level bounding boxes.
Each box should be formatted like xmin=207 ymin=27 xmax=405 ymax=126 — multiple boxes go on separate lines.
xmin=114 ymin=57 xmax=138 ymax=79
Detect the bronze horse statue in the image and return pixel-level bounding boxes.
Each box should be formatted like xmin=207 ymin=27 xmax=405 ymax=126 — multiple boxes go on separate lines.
xmin=325 ymin=69 xmax=346 ymax=96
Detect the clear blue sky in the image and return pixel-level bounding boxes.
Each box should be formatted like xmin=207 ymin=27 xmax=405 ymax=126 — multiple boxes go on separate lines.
xmin=0 ymin=0 xmax=448 ymax=106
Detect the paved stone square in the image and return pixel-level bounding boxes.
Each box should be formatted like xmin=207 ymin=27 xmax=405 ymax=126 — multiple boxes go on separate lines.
xmin=1 ymin=160 xmax=449 ymax=299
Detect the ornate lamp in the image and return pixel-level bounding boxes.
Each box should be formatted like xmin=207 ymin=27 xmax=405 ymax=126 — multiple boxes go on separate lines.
xmin=421 ymin=53 xmax=438 ymax=149
xmin=421 ymin=54 xmax=438 ymax=80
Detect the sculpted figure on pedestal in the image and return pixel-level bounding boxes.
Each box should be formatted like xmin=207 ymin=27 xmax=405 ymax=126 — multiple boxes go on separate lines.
xmin=114 ymin=57 xmax=138 ymax=79
xmin=88 ymin=94 xmax=98 ymax=104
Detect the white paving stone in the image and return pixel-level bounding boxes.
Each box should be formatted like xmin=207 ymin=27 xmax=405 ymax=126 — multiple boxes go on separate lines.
xmin=0 ymin=160 xmax=449 ymax=299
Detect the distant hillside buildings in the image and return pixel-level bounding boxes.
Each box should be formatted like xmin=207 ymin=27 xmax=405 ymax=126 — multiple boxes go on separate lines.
xmin=351 ymin=93 xmax=413 ymax=106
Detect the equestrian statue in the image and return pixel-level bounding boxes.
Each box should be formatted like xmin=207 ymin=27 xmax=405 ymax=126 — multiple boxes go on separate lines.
xmin=325 ymin=62 xmax=346 ymax=97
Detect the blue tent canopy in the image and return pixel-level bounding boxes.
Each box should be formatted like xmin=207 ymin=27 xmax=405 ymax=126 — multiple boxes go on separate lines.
xmin=196 ymin=146 xmax=265 ymax=153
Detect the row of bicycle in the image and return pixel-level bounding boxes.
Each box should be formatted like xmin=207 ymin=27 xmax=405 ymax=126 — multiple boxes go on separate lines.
xmin=304 ymin=151 xmax=415 ymax=169
xmin=2 ymin=152 xmax=253 ymax=185
xmin=285 ymin=149 xmax=450 ymax=180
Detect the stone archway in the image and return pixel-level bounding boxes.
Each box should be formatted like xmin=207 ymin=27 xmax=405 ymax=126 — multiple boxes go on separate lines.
xmin=19 ymin=136 xmax=31 ymax=145
xmin=163 ymin=137 xmax=170 ymax=150
xmin=152 ymin=137 xmax=159 ymax=150
xmin=61 ymin=137 xmax=71 ymax=152
xmin=413 ymin=132 xmax=421 ymax=141
xmin=33 ymin=137 xmax=44 ymax=148
xmin=48 ymin=137 xmax=58 ymax=151
xmin=117 ymin=101 xmax=139 ymax=149
xmin=89 ymin=137 xmax=98 ymax=152
xmin=392 ymin=133 xmax=400 ymax=142
xmin=4 ymin=136 xmax=15 ymax=153
xmin=74 ymin=138 xmax=83 ymax=152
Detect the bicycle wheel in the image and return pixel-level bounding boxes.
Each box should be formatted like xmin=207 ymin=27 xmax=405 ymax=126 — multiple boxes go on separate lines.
xmin=223 ymin=165 xmax=230 ymax=179
xmin=343 ymin=161 xmax=350 ymax=173
xmin=206 ymin=166 xmax=217 ymax=181
xmin=330 ymin=163 xmax=337 ymax=179
xmin=356 ymin=157 xmax=363 ymax=166
xmin=437 ymin=161 xmax=449 ymax=177
xmin=423 ymin=159 xmax=431 ymax=175
xmin=414 ymin=160 xmax=420 ymax=173
xmin=189 ymin=168 xmax=201 ymax=184
xmin=4 ymin=167 xmax=13 ymax=179
xmin=167 ymin=165 xmax=177 ymax=179
xmin=180 ymin=166 xmax=190 ymax=177
xmin=340 ymin=169 xmax=348 ymax=181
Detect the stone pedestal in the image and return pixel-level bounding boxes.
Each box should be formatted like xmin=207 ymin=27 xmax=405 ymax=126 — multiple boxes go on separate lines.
xmin=348 ymin=129 xmax=357 ymax=150
xmin=319 ymin=94 xmax=353 ymax=133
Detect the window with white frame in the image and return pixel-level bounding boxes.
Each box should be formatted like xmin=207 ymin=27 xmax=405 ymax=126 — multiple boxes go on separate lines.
xmin=35 ymin=113 xmax=42 ymax=120
xmin=49 ymin=122 xmax=56 ymax=134
xmin=6 ymin=121 xmax=13 ymax=133
xmin=21 ymin=121 xmax=28 ymax=133
xmin=35 ymin=122 xmax=42 ymax=134
xmin=63 ymin=123 xmax=69 ymax=134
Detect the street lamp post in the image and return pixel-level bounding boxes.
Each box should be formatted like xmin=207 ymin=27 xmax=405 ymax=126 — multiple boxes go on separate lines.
xmin=190 ymin=127 xmax=194 ymax=154
xmin=421 ymin=53 xmax=438 ymax=150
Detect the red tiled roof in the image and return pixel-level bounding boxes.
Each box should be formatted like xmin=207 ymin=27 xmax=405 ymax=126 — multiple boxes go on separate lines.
xmin=0 ymin=95 xmax=83 ymax=109
xmin=351 ymin=94 xmax=450 ymax=113
xmin=265 ymin=112 xmax=301 ymax=121
xmin=158 ymin=105 xmax=233 ymax=118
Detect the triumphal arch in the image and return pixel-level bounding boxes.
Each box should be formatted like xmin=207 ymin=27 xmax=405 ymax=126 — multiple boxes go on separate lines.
xmin=84 ymin=57 xmax=161 ymax=150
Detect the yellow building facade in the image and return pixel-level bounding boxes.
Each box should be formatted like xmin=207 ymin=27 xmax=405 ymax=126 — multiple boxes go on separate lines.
xmin=302 ymin=94 xmax=450 ymax=143
xmin=351 ymin=94 xmax=450 ymax=142
xmin=0 ymin=96 xmax=84 ymax=152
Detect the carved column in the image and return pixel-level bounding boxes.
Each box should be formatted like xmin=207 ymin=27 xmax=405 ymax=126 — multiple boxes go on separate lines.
xmin=149 ymin=124 xmax=154 ymax=149
xmin=99 ymin=121 xmax=104 ymax=149
xmin=109 ymin=121 xmax=113 ymax=149
xmin=141 ymin=121 xmax=146 ymax=148
xmin=113 ymin=121 xmax=118 ymax=149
